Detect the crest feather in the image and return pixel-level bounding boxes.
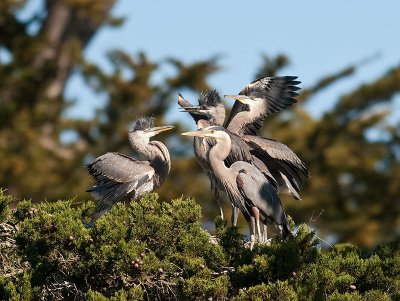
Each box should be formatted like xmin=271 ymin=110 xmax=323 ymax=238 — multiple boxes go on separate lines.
xmin=132 ymin=117 xmax=155 ymax=131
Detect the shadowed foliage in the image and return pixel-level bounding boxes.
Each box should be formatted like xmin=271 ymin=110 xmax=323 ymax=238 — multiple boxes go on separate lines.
xmin=0 ymin=190 xmax=399 ymax=300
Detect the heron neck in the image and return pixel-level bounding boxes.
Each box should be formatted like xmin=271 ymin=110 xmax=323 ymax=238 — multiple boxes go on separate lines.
xmin=227 ymin=103 xmax=265 ymax=135
xmin=208 ymin=133 xmax=231 ymax=174
xmin=129 ymin=138 xmax=171 ymax=182
xmin=209 ymin=116 xmax=224 ymax=127
xmin=209 ymin=110 xmax=225 ymax=126
xmin=149 ymin=141 xmax=171 ymax=186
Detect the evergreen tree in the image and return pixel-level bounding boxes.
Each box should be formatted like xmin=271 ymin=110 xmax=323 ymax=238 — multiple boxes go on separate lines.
xmin=0 ymin=0 xmax=218 ymax=203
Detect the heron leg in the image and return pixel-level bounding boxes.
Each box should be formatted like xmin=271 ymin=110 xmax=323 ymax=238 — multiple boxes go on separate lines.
xmin=249 ymin=216 xmax=256 ymax=250
xmin=251 ymin=207 xmax=262 ymax=243
xmin=262 ymin=223 xmax=270 ymax=244
xmin=231 ymin=206 xmax=239 ymax=227
xmin=243 ymin=212 xmax=256 ymax=250
xmin=216 ymin=196 xmax=224 ymax=220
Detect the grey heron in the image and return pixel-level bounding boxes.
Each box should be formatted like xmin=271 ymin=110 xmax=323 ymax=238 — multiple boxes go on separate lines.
xmin=182 ymin=126 xmax=291 ymax=248
xmin=178 ymin=91 xmax=257 ymax=225
xmin=224 ymin=76 xmax=309 ymax=199
xmin=85 ymin=117 xmax=174 ymax=227
xmin=178 ymin=91 xmax=225 ymax=219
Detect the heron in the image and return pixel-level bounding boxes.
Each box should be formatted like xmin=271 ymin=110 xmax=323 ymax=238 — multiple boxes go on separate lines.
xmin=182 ymin=126 xmax=291 ymax=248
xmin=178 ymin=91 xmax=225 ymax=219
xmin=85 ymin=117 xmax=174 ymax=227
xmin=178 ymin=91 xmax=259 ymax=225
xmin=224 ymin=76 xmax=310 ymax=199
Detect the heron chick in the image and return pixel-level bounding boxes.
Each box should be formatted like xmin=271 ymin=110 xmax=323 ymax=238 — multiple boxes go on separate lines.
xmin=85 ymin=117 xmax=174 ymax=227
xmin=182 ymin=126 xmax=291 ymax=248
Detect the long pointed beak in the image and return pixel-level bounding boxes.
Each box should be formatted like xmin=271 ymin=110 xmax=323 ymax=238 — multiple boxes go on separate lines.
xmin=178 ymin=93 xmax=192 ymax=107
xmin=181 ymin=131 xmax=207 ymax=138
xmin=178 ymin=105 xmax=206 ymax=114
xmin=224 ymin=94 xmax=249 ymax=103
xmin=147 ymin=125 xmax=175 ymax=134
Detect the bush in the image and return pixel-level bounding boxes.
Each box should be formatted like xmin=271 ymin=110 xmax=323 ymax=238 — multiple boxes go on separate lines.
xmin=0 ymin=190 xmax=399 ymax=300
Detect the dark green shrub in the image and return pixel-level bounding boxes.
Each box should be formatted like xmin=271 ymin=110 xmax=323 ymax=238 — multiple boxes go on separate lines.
xmin=0 ymin=190 xmax=399 ymax=300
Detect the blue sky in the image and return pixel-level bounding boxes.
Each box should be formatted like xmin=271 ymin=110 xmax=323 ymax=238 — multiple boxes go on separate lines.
xmin=20 ymin=0 xmax=400 ymax=124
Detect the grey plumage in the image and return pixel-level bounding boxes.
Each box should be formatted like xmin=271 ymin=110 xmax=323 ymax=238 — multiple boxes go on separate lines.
xmin=242 ymin=135 xmax=309 ymax=200
xmin=178 ymin=92 xmax=257 ymax=223
xmin=225 ymin=76 xmax=301 ymax=135
xmin=85 ymin=117 xmax=174 ymax=226
xmin=182 ymin=127 xmax=290 ymax=247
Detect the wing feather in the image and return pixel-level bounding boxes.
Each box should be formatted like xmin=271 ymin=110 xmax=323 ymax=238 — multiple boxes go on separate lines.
xmin=225 ymin=76 xmax=301 ymax=135
xmin=86 ymin=152 xmax=154 ymax=183
xmin=239 ymin=76 xmax=300 ymax=116
xmin=242 ymin=135 xmax=309 ymax=199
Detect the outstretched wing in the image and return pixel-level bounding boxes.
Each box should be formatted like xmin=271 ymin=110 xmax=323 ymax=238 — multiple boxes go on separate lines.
xmin=226 ymin=76 xmax=301 ymax=135
xmin=86 ymin=152 xmax=154 ymax=183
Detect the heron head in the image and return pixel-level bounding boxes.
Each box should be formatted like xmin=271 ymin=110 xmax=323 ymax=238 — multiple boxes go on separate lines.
xmin=130 ymin=117 xmax=174 ymax=139
xmin=181 ymin=126 xmax=225 ymax=140
xmin=179 ymin=90 xmax=225 ymax=126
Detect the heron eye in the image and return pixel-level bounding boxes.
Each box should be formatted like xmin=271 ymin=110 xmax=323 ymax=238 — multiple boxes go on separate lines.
xmin=210 ymin=130 xmax=215 ymax=134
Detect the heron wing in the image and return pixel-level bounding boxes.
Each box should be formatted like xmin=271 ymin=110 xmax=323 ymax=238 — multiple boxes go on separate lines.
xmin=243 ymin=136 xmax=309 ymax=175
xmin=225 ymin=131 xmax=253 ymax=166
xmin=86 ymin=152 xmax=155 ymax=183
xmin=243 ymin=135 xmax=309 ymax=198
xmin=225 ymin=76 xmax=301 ymax=135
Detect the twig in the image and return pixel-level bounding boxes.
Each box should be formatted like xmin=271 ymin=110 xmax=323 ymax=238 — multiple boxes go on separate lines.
xmin=309 ymin=209 xmax=324 ymax=224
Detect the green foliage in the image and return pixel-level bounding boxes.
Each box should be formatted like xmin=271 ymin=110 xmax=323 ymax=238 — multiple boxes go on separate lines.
xmin=1 ymin=190 xmax=399 ymax=300
xmin=179 ymin=269 xmax=230 ymax=300
xmin=231 ymin=281 xmax=298 ymax=301
xmin=0 ymin=189 xmax=13 ymax=222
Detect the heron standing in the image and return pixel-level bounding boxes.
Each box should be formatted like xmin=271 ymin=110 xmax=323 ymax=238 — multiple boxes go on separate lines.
xmin=178 ymin=91 xmax=256 ymax=224
xmin=182 ymin=126 xmax=291 ymax=248
xmin=224 ymin=76 xmax=310 ymax=200
xmin=85 ymin=117 xmax=174 ymax=226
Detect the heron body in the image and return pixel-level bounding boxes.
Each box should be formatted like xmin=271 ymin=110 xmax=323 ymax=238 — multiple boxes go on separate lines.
xmin=86 ymin=117 xmax=173 ymax=226
xmin=178 ymin=91 xmax=228 ymax=219
xmin=242 ymin=135 xmax=309 ymax=200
